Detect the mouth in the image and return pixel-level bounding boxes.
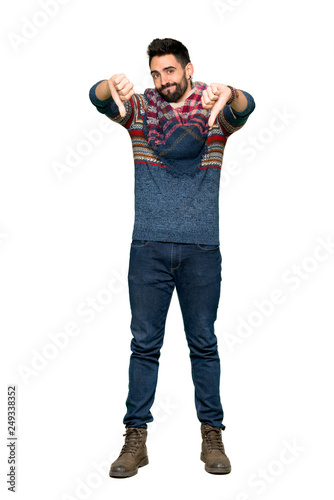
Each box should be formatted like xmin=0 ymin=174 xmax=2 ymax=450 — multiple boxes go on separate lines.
xmin=162 ymin=85 xmax=176 ymax=92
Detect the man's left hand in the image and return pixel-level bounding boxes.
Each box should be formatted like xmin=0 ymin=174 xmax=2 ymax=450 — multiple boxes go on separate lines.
xmin=201 ymin=84 xmax=232 ymax=128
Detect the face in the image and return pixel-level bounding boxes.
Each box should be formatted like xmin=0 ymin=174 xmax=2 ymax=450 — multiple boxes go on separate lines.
xmin=150 ymin=54 xmax=193 ymax=103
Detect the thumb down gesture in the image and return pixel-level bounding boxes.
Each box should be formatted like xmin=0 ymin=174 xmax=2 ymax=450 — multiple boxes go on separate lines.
xmin=107 ymin=74 xmax=135 ymax=117
xmin=201 ymin=83 xmax=233 ymax=128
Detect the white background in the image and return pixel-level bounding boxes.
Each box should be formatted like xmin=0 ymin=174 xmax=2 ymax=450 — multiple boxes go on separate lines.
xmin=1 ymin=0 xmax=334 ymax=498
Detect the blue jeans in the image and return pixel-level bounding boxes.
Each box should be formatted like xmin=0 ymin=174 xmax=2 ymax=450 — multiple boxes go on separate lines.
xmin=123 ymin=240 xmax=225 ymax=430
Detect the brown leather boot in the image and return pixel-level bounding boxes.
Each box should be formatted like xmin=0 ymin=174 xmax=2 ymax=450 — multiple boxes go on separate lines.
xmin=201 ymin=424 xmax=231 ymax=474
xmin=109 ymin=427 xmax=149 ymax=478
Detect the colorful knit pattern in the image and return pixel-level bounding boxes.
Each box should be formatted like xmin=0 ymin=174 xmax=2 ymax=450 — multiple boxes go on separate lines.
xmin=89 ymin=80 xmax=255 ymax=244
xmin=90 ymin=81 xmax=252 ymax=173
xmin=142 ymin=82 xmax=211 ymax=176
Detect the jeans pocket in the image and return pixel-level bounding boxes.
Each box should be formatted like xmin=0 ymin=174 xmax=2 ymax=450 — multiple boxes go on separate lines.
xmin=196 ymin=244 xmax=220 ymax=251
xmin=131 ymin=239 xmax=150 ymax=248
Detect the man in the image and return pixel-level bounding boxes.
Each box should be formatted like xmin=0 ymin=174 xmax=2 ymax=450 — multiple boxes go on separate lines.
xmin=89 ymin=38 xmax=255 ymax=478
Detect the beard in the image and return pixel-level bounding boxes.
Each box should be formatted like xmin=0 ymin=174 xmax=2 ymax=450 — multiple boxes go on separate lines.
xmin=156 ymin=71 xmax=189 ymax=103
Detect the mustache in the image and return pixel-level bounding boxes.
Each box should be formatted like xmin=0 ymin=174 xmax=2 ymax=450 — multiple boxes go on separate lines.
xmin=160 ymin=83 xmax=176 ymax=90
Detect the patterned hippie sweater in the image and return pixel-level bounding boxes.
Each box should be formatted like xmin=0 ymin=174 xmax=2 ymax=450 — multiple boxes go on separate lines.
xmin=89 ymin=80 xmax=255 ymax=245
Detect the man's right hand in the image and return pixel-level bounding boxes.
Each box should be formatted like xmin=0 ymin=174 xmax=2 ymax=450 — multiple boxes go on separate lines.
xmin=107 ymin=74 xmax=134 ymax=117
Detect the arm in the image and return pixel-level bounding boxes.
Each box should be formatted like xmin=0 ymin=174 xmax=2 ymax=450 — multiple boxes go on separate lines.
xmin=89 ymin=74 xmax=136 ymax=128
xmin=202 ymin=83 xmax=255 ymax=131
xmin=219 ymin=89 xmax=255 ymax=135
xmin=230 ymin=90 xmax=248 ymax=113
xmin=95 ymin=79 xmax=112 ymax=100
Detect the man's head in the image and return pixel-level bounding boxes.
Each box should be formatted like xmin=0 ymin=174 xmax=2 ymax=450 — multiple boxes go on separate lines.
xmin=147 ymin=38 xmax=194 ymax=103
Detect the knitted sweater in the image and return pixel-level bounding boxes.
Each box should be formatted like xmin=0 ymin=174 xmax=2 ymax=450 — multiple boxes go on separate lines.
xmin=89 ymin=80 xmax=255 ymax=245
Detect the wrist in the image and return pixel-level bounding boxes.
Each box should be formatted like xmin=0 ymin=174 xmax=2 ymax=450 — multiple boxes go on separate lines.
xmin=96 ymin=80 xmax=112 ymax=101
xmin=226 ymin=86 xmax=239 ymax=105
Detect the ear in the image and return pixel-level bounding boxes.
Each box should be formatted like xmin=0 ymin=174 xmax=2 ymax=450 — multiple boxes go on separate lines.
xmin=186 ymin=62 xmax=194 ymax=80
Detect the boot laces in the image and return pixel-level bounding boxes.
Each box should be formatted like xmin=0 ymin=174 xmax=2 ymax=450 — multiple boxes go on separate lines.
xmin=120 ymin=428 xmax=144 ymax=456
xmin=204 ymin=427 xmax=225 ymax=453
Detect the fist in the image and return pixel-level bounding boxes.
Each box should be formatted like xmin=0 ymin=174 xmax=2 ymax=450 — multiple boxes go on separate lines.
xmin=201 ymin=83 xmax=232 ymax=128
xmin=108 ymin=74 xmax=134 ymax=117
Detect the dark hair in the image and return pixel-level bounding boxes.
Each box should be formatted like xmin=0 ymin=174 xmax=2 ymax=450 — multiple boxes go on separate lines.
xmin=147 ymin=38 xmax=191 ymax=68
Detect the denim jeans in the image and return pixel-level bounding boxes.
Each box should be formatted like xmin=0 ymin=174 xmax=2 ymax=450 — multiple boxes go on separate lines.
xmin=123 ymin=240 xmax=225 ymax=430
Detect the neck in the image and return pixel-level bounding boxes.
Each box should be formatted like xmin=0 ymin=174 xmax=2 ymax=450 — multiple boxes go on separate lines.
xmin=175 ymin=80 xmax=193 ymax=103
xmin=170 ymin=83 xmax=195 ymax=108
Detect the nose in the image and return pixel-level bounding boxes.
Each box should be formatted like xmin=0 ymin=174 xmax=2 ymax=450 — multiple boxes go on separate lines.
xmin=160 ymin=74 xmax=169 ymax=87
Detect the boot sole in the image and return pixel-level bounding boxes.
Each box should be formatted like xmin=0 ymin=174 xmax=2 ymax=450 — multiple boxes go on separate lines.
xmin=109 ymin=456 xmax=149 ymax=478
xmin=201 ymin=453 xmax=231 ymax=474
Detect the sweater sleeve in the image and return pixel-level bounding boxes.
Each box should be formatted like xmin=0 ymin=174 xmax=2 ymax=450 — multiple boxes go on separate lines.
xmin=89 ymin=80 xmax=137 ymax=129
xmin=218 ymin=90 xmax=255 ymax=136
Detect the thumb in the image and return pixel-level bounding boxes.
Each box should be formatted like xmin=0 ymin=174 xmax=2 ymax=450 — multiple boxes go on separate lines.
xmin=208 ymin=109 xmax=218 ymax=128
xmin=208 ymin=92 xmax=227 ymax=128
xmin=108 ymin=79 xmax=126 ymax=117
